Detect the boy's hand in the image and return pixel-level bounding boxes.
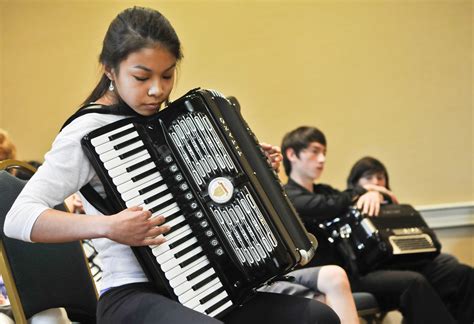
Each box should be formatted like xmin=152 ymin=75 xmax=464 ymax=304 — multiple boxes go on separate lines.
xmin=260 ymin=142 xmax=282 ymax=172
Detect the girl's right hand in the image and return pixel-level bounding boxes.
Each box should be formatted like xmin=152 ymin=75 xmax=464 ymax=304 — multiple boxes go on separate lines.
xmin=105 ymin=206 xmax=170 ymax=246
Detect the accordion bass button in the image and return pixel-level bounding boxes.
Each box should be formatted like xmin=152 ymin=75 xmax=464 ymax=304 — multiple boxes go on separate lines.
xmin=195 ymin=211 xmax=204 ymax=219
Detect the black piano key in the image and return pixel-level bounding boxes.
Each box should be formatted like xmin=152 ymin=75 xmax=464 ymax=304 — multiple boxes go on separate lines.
xmin=165 ymin=210 xmax=182 ymax=223
xmin=200 ymin=287 xmax=225 ymax=305
xmin=126 ymin=158 xmax=153 ymax=173
xmin=192 ymin=273 xmax=218 ymax=291
xmin=174 ymin=242 xmax=200 ymax=259
xmin=186 ymin=263 xmax=212 ymax=281
xmin=179 ymin=251 xmax=205 ymax=268
xmin=108 ymin=126 xmax=135 ymax=141
xmin=144 ymin=188 xmax=171 ymax=204
xmin=169 ymin=233 xmax=194 ymax=250
xmin=149 ymin=199 xmax=175 ymax=214
xmin=119 ymin=145 xmax=145 ymax=159
xmin=164 ymin=221 xmax=187 ymax=236
xmin=138 ymin=178 xmax=166 ymax=195
xmin=132 ymin=167 xmax=159 ymax=182
xmin=114 ymin=136 xmax=141 ymax=150
xmin=205 ymin=296 xmax=231 ymax=315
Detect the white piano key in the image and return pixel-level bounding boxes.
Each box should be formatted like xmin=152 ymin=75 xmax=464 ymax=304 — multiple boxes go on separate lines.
xmin=90 ymin=123 xmax=134 ymax=147
xmin=164 ymin=224 xmax=191 ymax=240
xmin=161 ymin=246 xmax=204 ymax=272
xmin=156 ymin=236 xmax=198 ymax=264
xmin=148 ymin=224 xmax=191 ymax=250
xmin=121 ymin=173 xmax=163 ymax=201
xmin=125 ymin=182 xmax=168 ymax=207
xmin=108 ymin=152 xmax=151 ymax=178
xmin=163 ymin=215 xmax=185 ymax=229
xmin=112 ymin=162 xmax=156 ymax=186
xmin=183 ymin=280 xmax=223 ymax=309
xmin=99 ymin=140 xmax=144 ymax=162
xmin=117 ymin=171 xmax=161 ymax=194
xmin=175 ymin=268 xmax=215 ymax=298
xmin=142 ymin=193 xmax=173 ymax=211
xmin=169 ymin=258 xmax=210 ymax=288
xmin=151 ymin=228 xmax=192 ymax=256
xmin=161 ymin=205 xmax=181 ymax=218
xmin=95 ymin=131 xmax=139 ymax=154
xmin=165 ymin=255 xmax=207 ymax=281
xmin=104 ymin=149 xmax=148 ymax=171
xmin=151 ymin=202 xmax=180 ymax=219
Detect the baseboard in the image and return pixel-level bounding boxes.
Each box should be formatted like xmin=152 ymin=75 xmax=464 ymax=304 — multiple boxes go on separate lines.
xmin=415 ymin=201 xmax=474 ymax=229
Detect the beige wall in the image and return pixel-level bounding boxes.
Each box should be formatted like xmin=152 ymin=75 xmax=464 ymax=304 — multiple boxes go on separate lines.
xmin=1 ymin=1 xmax=472 ymax=260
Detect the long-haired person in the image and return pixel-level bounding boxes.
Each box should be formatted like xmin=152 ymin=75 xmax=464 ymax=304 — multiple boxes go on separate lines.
xmin=347 ymin=156 xmax=474 ymax=323
xmin=5 ymin=7 xmax=339 ymax=324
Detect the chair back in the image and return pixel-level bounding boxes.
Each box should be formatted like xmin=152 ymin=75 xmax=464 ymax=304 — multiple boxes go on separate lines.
xmin=0 ymin=160 xmax=97 ymax=323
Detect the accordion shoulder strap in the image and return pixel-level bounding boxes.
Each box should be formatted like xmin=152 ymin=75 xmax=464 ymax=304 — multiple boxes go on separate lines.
xmin=61 ymin=103 xmax=137 ymax=215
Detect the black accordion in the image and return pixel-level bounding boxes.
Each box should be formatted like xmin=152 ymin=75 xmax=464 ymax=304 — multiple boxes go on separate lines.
xmin=323 ymin=204 xmax=441 ymax=274
xmin=81 ymin=88 xmax=317 ymax=318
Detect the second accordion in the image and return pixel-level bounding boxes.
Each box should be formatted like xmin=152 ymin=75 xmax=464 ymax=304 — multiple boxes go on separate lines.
xmin=81 ymin=88 xmax=317 ymax=318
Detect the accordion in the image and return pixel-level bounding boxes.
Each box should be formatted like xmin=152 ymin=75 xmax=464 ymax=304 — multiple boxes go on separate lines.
xmin=81 ymin=88 xmax=317 ymax=318
xmin=324 ymin=204 xmax=441 ymax=274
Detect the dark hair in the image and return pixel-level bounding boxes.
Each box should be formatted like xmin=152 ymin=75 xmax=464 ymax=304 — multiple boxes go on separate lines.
xmin=347 ymin=156 xmax=390 ymax=190
xmin=281 ymin=126 xmax=327 ymax=176
xmin=83 ymin=6 xmax=183 ymax=105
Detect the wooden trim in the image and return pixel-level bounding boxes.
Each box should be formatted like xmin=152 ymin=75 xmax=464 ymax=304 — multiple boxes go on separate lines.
xmin=415 ymin=201 xmax=474 ymax=229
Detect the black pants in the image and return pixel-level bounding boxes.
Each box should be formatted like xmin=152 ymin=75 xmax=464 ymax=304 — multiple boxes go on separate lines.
xmin=350 ymin=253 xmax=474 ymax=324
xmin=97 ymin=283 xmax=340 ymax=324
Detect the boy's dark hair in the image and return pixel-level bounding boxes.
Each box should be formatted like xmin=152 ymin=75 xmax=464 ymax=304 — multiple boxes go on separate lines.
xmin=83 ymin=6 xmax=183 ymax=105
xmin=347 ymin=156 xmax=391 ymax=190
xmin=281 ymin=126 xmax=327 ymax=176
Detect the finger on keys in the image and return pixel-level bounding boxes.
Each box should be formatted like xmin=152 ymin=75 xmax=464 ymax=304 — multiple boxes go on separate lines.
xmin=149 ymin=215 xmax=166 ymax=226
xmin=148 ymin=224 xmax=170 ymax=237
xmin=144 ymin=235 xmax=167 ymax=247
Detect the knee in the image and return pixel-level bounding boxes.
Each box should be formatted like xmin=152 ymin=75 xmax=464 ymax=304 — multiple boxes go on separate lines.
xmin=320 ymin=265 xmax=351 ymax=292
xmin=404 ymin=271 xmax=430 ymax=289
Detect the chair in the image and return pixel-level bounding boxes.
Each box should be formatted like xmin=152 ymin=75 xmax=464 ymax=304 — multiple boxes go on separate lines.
xmin=353 ymin=292 xmax=389 ymax=324
xmin=0 ymin=159 xmax=98 ymax=324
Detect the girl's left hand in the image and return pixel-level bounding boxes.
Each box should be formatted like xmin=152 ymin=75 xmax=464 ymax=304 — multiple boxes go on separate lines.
xmin=260 ymin=143 xmax=282 ymax=172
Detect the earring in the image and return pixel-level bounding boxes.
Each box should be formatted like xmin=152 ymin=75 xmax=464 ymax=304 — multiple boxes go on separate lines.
xmin=108 ymin=80 xmax=114 ymax=92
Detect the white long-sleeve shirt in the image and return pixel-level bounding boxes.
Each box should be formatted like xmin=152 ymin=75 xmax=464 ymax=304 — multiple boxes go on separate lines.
xmin=5 ymin=113 xmax=149 ymax=291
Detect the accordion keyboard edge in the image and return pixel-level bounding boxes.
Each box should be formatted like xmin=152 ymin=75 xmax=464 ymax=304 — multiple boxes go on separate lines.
xmin=81 ymin=88 xmax=317 ymax=318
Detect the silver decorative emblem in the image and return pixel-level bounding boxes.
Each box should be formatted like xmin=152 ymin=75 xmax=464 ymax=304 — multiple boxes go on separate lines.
xmin=208 ymin=177 xmax=234 ymax=204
